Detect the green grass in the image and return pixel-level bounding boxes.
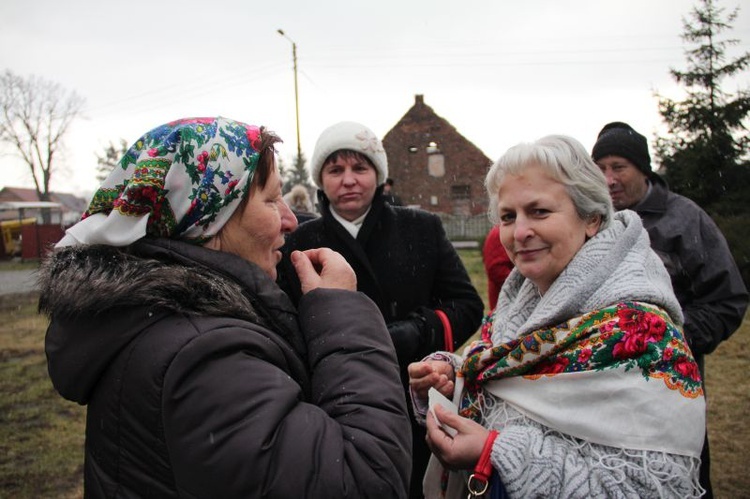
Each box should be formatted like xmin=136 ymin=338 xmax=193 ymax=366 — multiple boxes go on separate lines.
xmin=704 ymin=313 xmax=750 ymax=499
xmin=0 ymin=293 xmax=85 ymax=498
xmin=0 ymin=251 xmax=747 ymax=498
xmin=0 ymin=259 xmax=40 ymax=271
xmin=457 ymin=248 xmax=490 ymax=315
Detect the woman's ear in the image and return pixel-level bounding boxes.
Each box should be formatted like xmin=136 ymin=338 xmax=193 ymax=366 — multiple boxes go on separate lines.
xmin=585 ymin=214 xmax=602 ymax=238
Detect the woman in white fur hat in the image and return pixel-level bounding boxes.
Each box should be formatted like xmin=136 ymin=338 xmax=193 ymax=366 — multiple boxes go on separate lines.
xmin=278 ymin=120 xmax=484 ymax=499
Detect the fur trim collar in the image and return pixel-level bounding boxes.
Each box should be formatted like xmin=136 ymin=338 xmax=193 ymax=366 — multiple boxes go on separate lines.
xmin=38 ymin=244 xmax=258 ymax=322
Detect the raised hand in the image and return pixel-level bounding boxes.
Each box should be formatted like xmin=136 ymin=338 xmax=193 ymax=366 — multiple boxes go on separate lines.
xmin=291 ymin=248 xmax=357 ymax=293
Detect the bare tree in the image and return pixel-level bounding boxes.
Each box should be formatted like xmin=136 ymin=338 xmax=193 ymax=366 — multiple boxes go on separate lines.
xmin=0 ymin=70 xmax=85 ymax=201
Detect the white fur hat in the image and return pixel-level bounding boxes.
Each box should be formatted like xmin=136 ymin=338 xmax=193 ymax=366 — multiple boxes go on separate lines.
xmin=309 ymin=121 xmax=388 ymax=189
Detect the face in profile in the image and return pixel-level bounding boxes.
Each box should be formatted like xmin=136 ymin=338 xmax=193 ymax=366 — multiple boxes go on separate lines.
xmin=496 ymin=163 xmax=601 ymax=295
xmin=320 ymin=152 xmax=378 ymax=221
xmin=210 ymin=166 xmax=298 ymax=280
xmin=595 ymin=155 xmax=649 ymax=210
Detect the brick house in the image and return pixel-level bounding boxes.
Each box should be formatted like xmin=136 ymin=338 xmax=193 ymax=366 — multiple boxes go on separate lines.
xmin=382 ymin=95 xmax=492 ymax=217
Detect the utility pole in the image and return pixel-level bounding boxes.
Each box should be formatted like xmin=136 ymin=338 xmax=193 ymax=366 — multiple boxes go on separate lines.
xmin=277 ymin=29 xmax=301 ymax=160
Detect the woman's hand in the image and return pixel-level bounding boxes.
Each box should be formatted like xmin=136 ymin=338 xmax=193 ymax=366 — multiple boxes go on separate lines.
xmin=292 ymin=248 xmax=357 ymax=293
xmin=408 ymin=360 xmax=455 ymax=402
xmin=426 ymin=404 xmax=490 ymax=471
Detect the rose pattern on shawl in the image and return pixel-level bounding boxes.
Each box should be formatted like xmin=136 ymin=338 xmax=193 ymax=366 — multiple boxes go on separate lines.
xmin=535 ymin=356 xmax=570 ymax=374
xmin=459 ymin=301 xmax=703 ymax=420
xmin=610 ymin=308 xmax=666 ymax=359
xmin=673 ymin=356 xmax=701 ymax=381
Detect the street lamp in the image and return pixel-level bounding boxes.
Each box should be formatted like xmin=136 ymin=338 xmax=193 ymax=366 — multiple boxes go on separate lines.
xmin=277 ymin=29 xmax=301 ymax=160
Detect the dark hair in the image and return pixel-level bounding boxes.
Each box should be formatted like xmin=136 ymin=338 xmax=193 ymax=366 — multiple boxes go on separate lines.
xmin=251 ymin=127 xmax=283 ymax=192
xmin=322 ymin=150 xmax=375 ymax=171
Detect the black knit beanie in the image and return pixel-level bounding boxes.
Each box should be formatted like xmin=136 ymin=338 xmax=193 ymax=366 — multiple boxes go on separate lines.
xmin=591 ymin=122 xmax=652 ymax=176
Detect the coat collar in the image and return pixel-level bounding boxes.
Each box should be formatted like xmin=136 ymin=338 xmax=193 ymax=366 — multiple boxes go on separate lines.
xmin=632 ymin=175 xmax=669 ymax=215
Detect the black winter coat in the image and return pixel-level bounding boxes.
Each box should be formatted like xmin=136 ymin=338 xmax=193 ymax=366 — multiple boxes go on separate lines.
xmin=279 ymin=190 xmax=484 ymax=365
xmin=278 ymin=190 xmax=483 ymax=499
xmin=39 ymin=238 xmax=411 ymax=498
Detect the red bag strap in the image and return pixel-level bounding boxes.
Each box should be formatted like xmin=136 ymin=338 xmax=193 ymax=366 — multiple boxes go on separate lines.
xmin=435 ymin=309 xmax=453 ymax=353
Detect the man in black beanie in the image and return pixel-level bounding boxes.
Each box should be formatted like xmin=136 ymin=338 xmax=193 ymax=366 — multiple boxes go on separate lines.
xmin=591 ymin=122 xmax=655 ymax=209
xmin=592 ymin=121 xmax=749 ymax=499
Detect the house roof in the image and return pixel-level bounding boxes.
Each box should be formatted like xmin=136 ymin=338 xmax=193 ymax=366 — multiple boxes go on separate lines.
xmin=0 ymin=201 xmax=63 ymax=210
xmin=0 ymin=187 xmax=87 ymax=212
xmin=0 ymin=186 xmax=40 ymax=202
xmin=383 ymin=94 xmax=490 ymax=161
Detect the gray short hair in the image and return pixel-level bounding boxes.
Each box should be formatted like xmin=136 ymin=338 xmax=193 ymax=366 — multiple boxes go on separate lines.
xmin=485 ymin=135 xmax=613 ymax=229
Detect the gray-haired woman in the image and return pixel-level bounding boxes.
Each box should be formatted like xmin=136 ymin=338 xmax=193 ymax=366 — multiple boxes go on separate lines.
xmin=409 ymin=135 xmax=705 ymax=498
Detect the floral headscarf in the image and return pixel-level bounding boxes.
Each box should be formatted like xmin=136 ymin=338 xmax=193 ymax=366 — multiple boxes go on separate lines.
xmin=57 ymin=117 xmax=264 ymax=248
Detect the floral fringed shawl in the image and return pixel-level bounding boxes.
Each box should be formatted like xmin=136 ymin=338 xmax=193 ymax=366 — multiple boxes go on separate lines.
xmin=459 ymin=301 xmax=705 ymax=458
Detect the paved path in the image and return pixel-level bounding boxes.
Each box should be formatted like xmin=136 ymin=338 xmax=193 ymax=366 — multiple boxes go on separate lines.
xmin=0 ymin=269 xmax=38 ymax=295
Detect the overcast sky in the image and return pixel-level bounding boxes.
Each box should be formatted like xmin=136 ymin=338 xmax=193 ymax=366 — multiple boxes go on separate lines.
xmin=2 ymin=0 xmax=749 ymax=197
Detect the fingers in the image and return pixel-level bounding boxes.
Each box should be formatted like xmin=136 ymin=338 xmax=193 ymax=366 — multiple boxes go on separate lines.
xmin=428 ymin=405 xmax=490 ymax=470
xmin=434 ymin=378 xmax=455 ymax=399
xmin=409 ymin=372 xmax=451 ymax=393
xmin=306 ymin=248 xmax=357 ymax=291
xmin=299 ymin=247 xmax=330 ymax=269
xmin=425 ymin=402 xmax=450 ymax=439
xmin=433 ymin=405 xmax=487 ymax=439
xmin=428 ymin=360 xmax=455 ymax=380
xmin=408 ymin=361 xmax=456 ymax=400
xmin=292 ymin=249 xmax=356 ymax=293
xmin=432 ymin=404 xmax=462 ymax=429
xmin=291 ymin=250 xmax=321 ymax=294
xmin=407 ymin=361 xmax=433 ymax=379
xmin=409 ymin=360 xmax=454 ymax=379
xmin=425 ymin=404 xmax=457 ymax=460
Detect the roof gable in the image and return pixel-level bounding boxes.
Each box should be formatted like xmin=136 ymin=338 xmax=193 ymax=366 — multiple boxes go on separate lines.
xmin=383 ymin=94 xmax=490 ymax=161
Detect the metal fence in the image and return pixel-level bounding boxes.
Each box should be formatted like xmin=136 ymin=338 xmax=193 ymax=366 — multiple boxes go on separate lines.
xmin=437 ymin=213 xmax=493 ymax=241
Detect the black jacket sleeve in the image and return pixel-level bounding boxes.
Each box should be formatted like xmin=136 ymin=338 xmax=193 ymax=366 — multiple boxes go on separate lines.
xmin=162 ymin=289 xmax=411 ymax=498
xmin=420 ymin=216 xmax=484 ymax=352
xmin=673 ymin=212 xmax=749 ymax=355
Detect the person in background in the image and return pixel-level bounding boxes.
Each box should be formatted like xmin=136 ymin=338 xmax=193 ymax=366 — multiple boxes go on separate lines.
xmin=284 ymin=183 xmax=318 ymax=224
xmin=278 ymin=121 xmax=484 ymax=499
xmin=409 ymin=135 xmax=705 ymax=498
xmin=382 ymin=177 xmax=404 ymax=206
xmin=39 ymin=116 xmax=411 ymax=498
xmin=482 ymin=224 xmax=513 ymax=311
xmin=592 ymin=121 xmax=749 ymax=498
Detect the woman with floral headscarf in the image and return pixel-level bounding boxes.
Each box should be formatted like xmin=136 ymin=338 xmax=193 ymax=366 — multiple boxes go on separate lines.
xmin=38 ymin=117 xmax=411 ymax=498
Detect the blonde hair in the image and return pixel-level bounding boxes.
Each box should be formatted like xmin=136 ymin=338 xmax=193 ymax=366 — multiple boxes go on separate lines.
xmin=288 ymin=184 xmax=313 ymax=212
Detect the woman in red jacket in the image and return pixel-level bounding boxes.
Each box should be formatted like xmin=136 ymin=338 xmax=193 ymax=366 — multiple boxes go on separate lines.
xmin=482 ymin=225 xmax=514 ymax=311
